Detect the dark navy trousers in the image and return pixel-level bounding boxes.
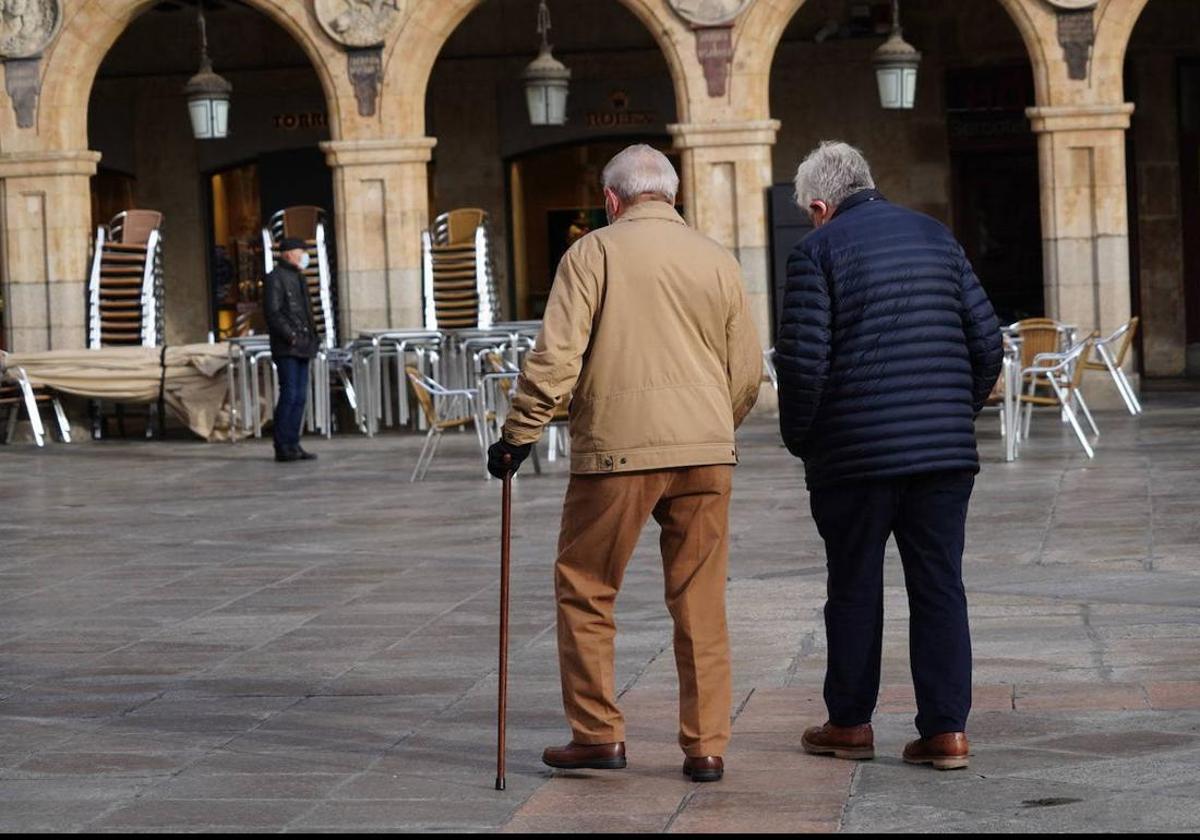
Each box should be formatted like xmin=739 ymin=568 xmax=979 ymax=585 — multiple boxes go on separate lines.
xmin=809 ymin=470 xmax=975 ymax=738
xmin=272 ymin=356 xmax=309 ymax=452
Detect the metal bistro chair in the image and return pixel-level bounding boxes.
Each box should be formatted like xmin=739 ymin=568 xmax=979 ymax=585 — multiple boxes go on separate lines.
xmin=0 ymin=366 xmax=71 ymax=447
xmin=406 ymin=366 xmax=487 ymax=482
xmin=1083 ymin=316 xmax=1143 ymax=416
xmin=764 ymin=348 xmax=779 ymax=390
xmin=1019 ymin=337 xmax=1099 ymax=458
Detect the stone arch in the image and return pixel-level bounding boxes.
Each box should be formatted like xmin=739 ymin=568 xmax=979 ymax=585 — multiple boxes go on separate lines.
xmin=735 ymin=0 xmax=1053 ymax=115
xmin=1094 ymin=0 xmax=1154 ymax=86
xmin=29 ymin=0 xmax=351 ymax=154
xmin=380 ymin=0 xmax=696 ymax=137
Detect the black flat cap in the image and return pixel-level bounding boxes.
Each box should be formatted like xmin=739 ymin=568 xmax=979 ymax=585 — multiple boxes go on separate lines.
xmin=279 ymin=237 xmax=308 ymax=251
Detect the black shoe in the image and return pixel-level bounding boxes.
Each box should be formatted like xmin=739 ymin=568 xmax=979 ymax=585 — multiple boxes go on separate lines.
xmin=295 ymin=447 xmax=318 ymax=461
xmin=274 ymin=448 xmax=302 ymax=463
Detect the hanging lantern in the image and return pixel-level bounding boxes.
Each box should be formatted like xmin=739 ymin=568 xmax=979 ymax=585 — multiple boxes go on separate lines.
xmin=183 ymin=0 xmax=232 ymax=139
xmin=873 ymin=0 xmax=921 ymax=110
xmin=522 ymin=0 xmax=570 ymax=126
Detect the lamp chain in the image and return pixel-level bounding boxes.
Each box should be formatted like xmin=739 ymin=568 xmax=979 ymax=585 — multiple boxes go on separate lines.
xmin=198 ymin=0 xmax=211 ymax=69
xmin=537 ymin=0 xmax=551 ymax=49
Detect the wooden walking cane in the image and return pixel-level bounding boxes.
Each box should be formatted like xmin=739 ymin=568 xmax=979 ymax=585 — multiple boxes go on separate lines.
xmin=496 ymin=454 xmax=513 ymax=792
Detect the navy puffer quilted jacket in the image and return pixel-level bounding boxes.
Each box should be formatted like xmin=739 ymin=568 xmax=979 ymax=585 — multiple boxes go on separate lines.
xmin=776 ymin=190 xmax=1003 ymax=489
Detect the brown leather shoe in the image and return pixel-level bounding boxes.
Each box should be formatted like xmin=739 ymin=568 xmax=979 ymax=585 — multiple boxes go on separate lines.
xmin=903 ymin=732 xmax=970 ymax=770
xmin=682 ymin=756 xmax=723 ymax=783
xmin=801 ymin=722 xmax=875 ymax=760
xmin=542 ymin=741 xmax=627 ymax=770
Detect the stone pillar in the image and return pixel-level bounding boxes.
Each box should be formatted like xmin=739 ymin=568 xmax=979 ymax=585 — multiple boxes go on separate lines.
xmin=0 ymin=150 xmax=100 ymax=352
xmin=1027 ymin=104 xmax=1135 ymax=344
xmin=668 ymin=120 xmax=780 ymax=351
xmin=320 ymin=137 xmax=437 ymax=334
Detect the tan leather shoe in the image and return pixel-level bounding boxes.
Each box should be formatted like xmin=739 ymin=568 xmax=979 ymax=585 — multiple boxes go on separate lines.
xmin=682 ymin=755 xmax=723 ymax=782
xmin=801 ymin=722 xmax=875 ymax=760
xmin=542 ymin=741 xmax=627 ymax=770
xmin=903 ymin=732 xmax=970 ymax=770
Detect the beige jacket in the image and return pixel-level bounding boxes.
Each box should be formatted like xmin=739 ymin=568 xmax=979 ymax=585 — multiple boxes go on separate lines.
xmin=503 ymin=200 xmax=763 ymax=474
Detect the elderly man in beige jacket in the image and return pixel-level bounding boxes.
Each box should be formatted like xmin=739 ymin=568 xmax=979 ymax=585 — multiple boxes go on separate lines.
xmin=487 ymin=144 xmax=762 ymax=783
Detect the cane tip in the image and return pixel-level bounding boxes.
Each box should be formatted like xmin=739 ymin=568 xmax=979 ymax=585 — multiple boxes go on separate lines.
xmin=495 ymin=777 xmax=506 ymax=791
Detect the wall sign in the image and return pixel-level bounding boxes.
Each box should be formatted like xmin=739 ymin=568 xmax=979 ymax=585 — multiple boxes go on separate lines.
xmin=272 ymin=112 xmax=329 ymax=130
xmin=585 ymin=90 xmax=656 ymax=129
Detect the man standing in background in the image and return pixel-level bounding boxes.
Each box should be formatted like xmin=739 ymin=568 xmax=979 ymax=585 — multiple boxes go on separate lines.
xmin=264 ymin=237 xmax=319 ymax=463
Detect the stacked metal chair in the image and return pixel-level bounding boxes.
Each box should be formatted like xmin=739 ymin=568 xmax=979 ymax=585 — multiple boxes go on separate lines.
xmin=261 ymin=206 xmax=337 ymax=349
xmin=87 ymin=210 xmax=164 ymax=349
xmin=421 ymin=208 xmax=498 ymax=329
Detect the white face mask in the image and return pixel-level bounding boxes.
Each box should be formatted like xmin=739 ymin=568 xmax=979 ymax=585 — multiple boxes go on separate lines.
xmin=297 ymin=252 xmax=311 ymax=271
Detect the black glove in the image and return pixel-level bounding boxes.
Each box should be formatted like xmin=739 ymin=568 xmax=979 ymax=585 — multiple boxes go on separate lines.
xmin=488 ymin=439 xmax=533 ymax=479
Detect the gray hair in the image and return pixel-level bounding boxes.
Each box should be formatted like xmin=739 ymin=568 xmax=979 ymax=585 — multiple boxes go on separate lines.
xmin=793 ymin=141 xmax=875 ymax=211
xmin=602 ymin=144 xmax=679 ymax=203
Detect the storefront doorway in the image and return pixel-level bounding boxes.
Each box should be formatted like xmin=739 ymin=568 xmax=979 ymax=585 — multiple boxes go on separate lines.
xmin=207 ymin=148 xmax=334 ymax=339
xmin=506 ymin=138 xmax=679 ymax=319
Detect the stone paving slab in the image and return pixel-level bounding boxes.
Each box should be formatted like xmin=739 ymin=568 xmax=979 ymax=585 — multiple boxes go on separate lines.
xmin=0 ymin=393 xmax=1198 ymax=831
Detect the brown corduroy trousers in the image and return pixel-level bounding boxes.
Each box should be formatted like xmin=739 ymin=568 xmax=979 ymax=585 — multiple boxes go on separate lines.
xmin=554 ymin=464 xmax=734 ymax=758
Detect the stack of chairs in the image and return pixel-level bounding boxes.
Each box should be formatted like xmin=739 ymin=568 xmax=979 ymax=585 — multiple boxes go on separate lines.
xmin=261 ymin=206 xmax=337 ymax=349
xmin=87 ymin=210 xmax=164 ymax=349
xmin=421 ymin=208 xmax=498 ymax=330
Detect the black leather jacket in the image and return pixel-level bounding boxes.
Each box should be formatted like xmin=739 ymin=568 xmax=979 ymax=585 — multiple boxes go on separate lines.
xmin=263 ymin=261 xmax=319 ymax=359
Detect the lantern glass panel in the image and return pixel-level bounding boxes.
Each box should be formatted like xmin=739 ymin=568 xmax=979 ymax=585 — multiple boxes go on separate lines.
xmin=525 ymin=83 xmax=550 ymax=126
xmin=213 ymin=98 xmax=230 ymax=138
xmin=546 ymin=84 xmax=568 ymax=125
xmin=189 ymin=99 xmax=213 ymax=139
xmin=876 ymin=67 xmax=901 ymax=109
xmin=901 ymin=67 xmax=918 ymax=109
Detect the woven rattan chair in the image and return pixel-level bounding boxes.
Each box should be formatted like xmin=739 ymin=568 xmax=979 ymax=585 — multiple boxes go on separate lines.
xmin=1083 ymin=316 xmax=1142 ymax=416
xmin=406 ymin=366 xmax=486 ymax=481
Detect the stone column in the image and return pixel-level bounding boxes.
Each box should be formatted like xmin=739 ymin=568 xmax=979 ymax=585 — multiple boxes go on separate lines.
xmin=1026 ymin=104 xmax=1135 ymax=344
xmin=668 ymin=120 xmax=780 ymax=351
xmin=320 ymin=137 xmax=437 ymax=334
xmin=0 ymin=150 xmax=100 ymax=352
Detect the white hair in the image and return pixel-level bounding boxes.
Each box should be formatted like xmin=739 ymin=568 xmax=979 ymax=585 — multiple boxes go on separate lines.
xmin=602 ymin=144 xmax=679 ymax=203
xmin=793 ymin=140 xmax=875 ymax=211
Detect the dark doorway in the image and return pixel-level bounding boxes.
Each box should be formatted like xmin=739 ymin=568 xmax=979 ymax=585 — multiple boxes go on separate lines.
xmin=258 ymin=147 xmax=334 ymax=225
xmin=952 ymin=150 xmax=1044 ymax=323
xmin=1179 ymin=61 xmax=1200 ymax=365
xmin=946 ymin=64 xmax=1042 ymax=325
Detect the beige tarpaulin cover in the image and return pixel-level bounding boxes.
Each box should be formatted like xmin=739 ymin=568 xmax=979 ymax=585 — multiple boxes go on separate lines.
xmin=1 ymin=343 xmax=248 ymax=441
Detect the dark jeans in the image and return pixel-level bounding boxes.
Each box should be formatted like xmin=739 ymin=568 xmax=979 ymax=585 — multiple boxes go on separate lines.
xmin=809 ymin=470 xmax=975 ymax=738
xmin=272 ymin=355 xmax=309 ymax=452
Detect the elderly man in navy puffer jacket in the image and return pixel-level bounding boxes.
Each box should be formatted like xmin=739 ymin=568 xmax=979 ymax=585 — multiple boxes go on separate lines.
xmin=776 ymin=141 xmax=1003 ymax=771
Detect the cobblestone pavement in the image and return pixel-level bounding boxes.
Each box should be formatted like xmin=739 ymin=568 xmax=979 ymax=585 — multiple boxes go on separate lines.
xmin=1 ymin=393 xmax=1198 ymax=832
